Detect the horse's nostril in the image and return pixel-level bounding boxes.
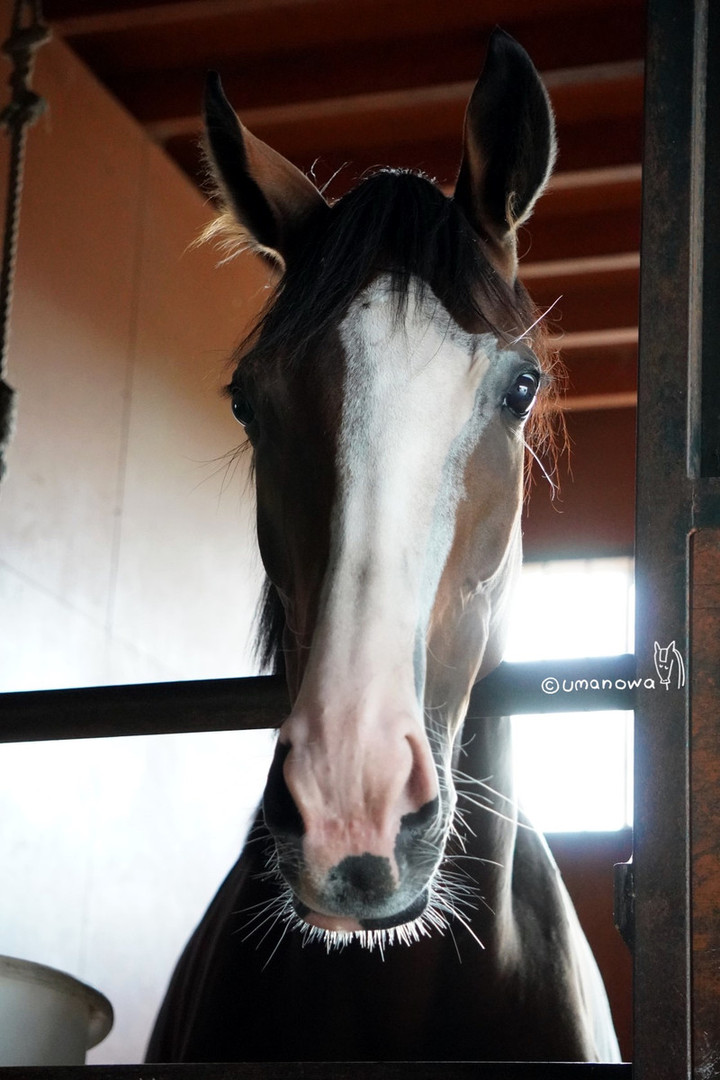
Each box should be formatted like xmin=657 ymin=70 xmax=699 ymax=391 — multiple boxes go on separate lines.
xmin=263 ymin=742 xmax=304 ymax=836
xmin=326 ymin=853 xmax=396 ymax=907
xmin=400 ymin=795 xmax=441 ymax=834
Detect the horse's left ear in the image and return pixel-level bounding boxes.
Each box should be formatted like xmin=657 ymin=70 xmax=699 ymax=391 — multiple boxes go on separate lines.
xmin=203 ymin=71 xmax=329 ymax=267
xmin=454 ymin=28 xmax=556 ymax=281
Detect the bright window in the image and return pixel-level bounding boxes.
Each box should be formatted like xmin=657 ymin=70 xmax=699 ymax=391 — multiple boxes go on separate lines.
xmin=504 ymin=557 xmax=634 ymax=832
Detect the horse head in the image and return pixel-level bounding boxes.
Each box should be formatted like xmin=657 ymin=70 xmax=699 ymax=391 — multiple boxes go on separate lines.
xmin=203 ymin=29 xmax=556 ymax=939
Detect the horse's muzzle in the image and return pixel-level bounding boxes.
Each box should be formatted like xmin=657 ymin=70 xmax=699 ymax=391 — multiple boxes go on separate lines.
xmin=263 ymin=741 xmax=444 ymax=926
xmin=293 ymin=885 xmax=430 ymax=933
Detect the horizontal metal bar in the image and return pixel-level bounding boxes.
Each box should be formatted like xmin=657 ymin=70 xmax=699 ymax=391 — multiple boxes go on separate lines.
xmin=0 ymin=674 xmax=287 ymax=743
xmin=0 ymin=1064 xmax=632 ymax=1079
xmin=469 ymin=654 xmax=637 ymax=716
xmin=0 ymin=656 xmax=636 ymax=745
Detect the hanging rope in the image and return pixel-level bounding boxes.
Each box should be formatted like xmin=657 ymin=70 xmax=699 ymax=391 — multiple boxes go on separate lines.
xmin=0 ymin=0 xmax=50 ymax=485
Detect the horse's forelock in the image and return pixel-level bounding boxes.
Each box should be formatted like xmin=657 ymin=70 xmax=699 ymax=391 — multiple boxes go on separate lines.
xmin=232 ymin=171 xmax=533 ymax=363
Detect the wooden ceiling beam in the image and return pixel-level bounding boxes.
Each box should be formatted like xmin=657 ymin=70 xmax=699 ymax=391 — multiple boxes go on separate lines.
xmin=54 ymin=4 xmax=645 ymax=123
xmin=552 ymin=327 xmax=638 ymax=351
xmin=76 ymin=24 xmax=645 ymax=128
xmin=562 ymin=392 xmax=636 ymax=411
xmin=557 ymin=334 xmax=637 ymax=410
xmin=144 ymin=60 xmax=643 ymax=146
xmin=521 ymin=251 xmax=640 ymax=282
xmin=528 ymin=264 xmax=639 ymax=336
xmin=440 ymin=167 xmax=643 ymax=261
xmin=541 ymin=164 xmax=641 ymax=213
xmin=146 ymin=61 xmax=643 ymax=209
xmin=225 ymin=73 xmax=643 ymax=167
xmin=523 ymin=406 xmax=636 ymax=559
xmin=146 ymin=78 xmax=476 ymax=144
xmin=47 ymin=1 xmax=330 ymax=37
xmin=437 ymin=162 xmax=640 ymax=202
xmin=47 ymin=0 xmax=619 ymax=37
xmin=164 ymin=107 xmax=642 ymax=197
xmin=522 ymin=206 xmax=641 ymax=262
xmin=547 ymin=163 xmax=641 ymax=195
xmin=48 ymin=0 xmax=642 ymax=57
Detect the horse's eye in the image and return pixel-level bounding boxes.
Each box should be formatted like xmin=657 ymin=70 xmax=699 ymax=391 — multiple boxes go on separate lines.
xmin=231 ymin=389 xmax=255 ymax=427
xmin=504 ymin=372 xmax=539 ymax=419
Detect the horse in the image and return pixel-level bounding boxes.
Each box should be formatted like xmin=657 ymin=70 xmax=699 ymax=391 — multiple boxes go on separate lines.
xmin=654 ymin=640 xmax=685 ymax=690
xmin=147 ymin=29 xmax=621 ymax=1063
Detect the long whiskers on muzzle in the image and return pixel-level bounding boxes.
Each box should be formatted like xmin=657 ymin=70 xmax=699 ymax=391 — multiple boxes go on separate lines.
xmin=237 ymin=804 xmax=492 ymax=964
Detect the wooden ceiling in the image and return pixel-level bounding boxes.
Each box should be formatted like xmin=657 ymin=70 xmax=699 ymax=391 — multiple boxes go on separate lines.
xmin=43 ymin=0 xmax=645 ymax=421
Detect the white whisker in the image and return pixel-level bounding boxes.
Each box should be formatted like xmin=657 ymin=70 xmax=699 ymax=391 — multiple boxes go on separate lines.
xmin=523 ymin=438 xmax=558 ymax=496
xmin=510 ymin=295 xmax=562 ymax=343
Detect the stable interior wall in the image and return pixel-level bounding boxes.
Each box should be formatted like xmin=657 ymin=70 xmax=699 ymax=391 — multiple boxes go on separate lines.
xmin=0 ymin=35 xmax=271 ymax=693
xmin=0 ymin=29 xmax=276 ymax=1063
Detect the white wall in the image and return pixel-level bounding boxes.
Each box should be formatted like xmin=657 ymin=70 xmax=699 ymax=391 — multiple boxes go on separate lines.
xmin=0 ymin=25 xmax=276 ymax=1062
xmin=0 ymin=31 xmax=270 ymax=691
xmin=0 ymin=730 xmax=274 ymax=1062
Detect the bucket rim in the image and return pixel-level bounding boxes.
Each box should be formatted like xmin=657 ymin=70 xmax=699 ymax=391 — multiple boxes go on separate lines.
xmin=0 ymin=954 xmax=113 ymax=1049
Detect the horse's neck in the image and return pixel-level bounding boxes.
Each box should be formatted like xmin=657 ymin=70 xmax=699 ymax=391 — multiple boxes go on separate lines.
xmin=439 ymin=529 xmax=524 ymax=938
xmin=451 ymin=713 xmax=521 ymax=950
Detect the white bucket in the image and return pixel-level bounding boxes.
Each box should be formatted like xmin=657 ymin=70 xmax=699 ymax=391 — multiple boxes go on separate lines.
xmin=0 ymin=955 xmax=113 ymax=1065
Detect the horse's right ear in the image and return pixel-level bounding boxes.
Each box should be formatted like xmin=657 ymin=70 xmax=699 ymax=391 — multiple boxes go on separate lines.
xmin=453 ymin=29 xmax=556 ymax=281
xmin=203 ymin=72 xmax=329 ymax=267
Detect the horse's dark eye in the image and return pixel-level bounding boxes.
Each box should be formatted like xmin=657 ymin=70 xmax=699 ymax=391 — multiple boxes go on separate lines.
xmin=231 ymin=389 xmax=254 ymax=427
xmin=504 ymin=372 xmax=539 ymax=418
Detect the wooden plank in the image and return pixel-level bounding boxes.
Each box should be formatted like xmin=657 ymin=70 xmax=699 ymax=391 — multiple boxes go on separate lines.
xmin=48 ymin=0 xmax=643 ymax=60
xmin=524 ymin=167 xmax=642 ymax=263
xmin=108 ymin=33 xmax=494 ymax=124
xmin=164 ymin=109 xmax=643 ymax=195
xmin=523 ymin=407 xmax=636 ymax=559
xmin=632 ymin=0 xmax=702 ymax=1076
xmin=528 ymin=265 xmax=639 ymax=336
xmin=143 ymin=57 xmax=642 ymax=143
xmin=145 ymin=78 xmax=478 ymax=144
xmin=521 ymin=251 xmax=640 ymax=281
xmin=542 ymin=164 xmax=642 ymax=212
xmin=561 ymin=392 xmax=636 ymax=412
xmin=698 ymin=0 xmax=720 ymax=478
xmin=551 ymin=327 xmax=638 ymax=350
xmin=55 ymin=5 xmax=644 ymax=127
xmin=690 ymin=529 xmax=720 ymax=1076
xmin=688 ymin=8 xmax=720 ymax=1076
xmin=522 ymin=207 xmax=640 ymax=263
xmin=554 ymin=116 xmax=642 ymax=176
xmin=47 ymin=0 xmax=340 ymax=36
xmin=0 ymin=1063 xmax=633 ymax=1080
xmin=560 ymin=338 xmax=637 ymax=408
xmin=143 ymin=62 xmax=642 ymax=148
xmin=48 ymin=0 xmax=628 ymax=36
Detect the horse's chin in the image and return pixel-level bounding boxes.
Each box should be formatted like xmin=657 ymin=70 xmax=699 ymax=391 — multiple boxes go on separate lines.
xmin=301 ymin=910 xmax=364 ymax=933
xmin=292 ymin=887 xmax=429 ymax=934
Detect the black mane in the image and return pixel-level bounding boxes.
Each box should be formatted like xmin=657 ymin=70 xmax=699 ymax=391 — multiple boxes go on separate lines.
xmin=236 ymin=169 xmax=537 ymax=373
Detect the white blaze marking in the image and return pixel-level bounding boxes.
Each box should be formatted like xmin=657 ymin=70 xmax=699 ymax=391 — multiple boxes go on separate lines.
xmin=306 ymin=274 xmax=505 ymax=690
xmin=282 ymin=275 xmax=524 ymax=883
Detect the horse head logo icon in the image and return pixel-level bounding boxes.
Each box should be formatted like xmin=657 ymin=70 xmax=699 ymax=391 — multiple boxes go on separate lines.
xmin=654 ymin=641 xmax=686 ymax=690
